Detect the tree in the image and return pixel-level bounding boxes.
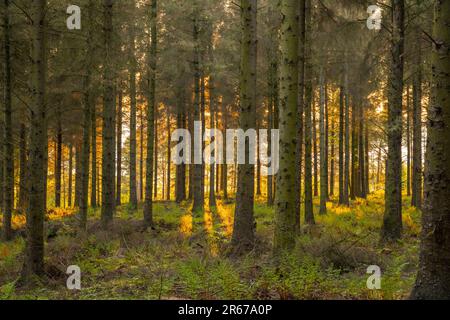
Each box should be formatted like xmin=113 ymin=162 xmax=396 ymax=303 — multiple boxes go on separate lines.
xmin=101 ymin=0 xmax=116 ymax=229
xmin=116 ymin=90 xmax=123 ymax=205
xmin=231 ymin=0 xmax=257 ymax=254
xmin=274 ymin=0 xmax=300 ymax=251
xmin=319 ymin=69 xmax=327 ymax=215
xmin=144 ymin=0 xmax=157 ymax=227
xmin=338 ymin=86 xmax=344 ymax=204
xmin=22 ymin=0 xmax=47 ymax=280
xmin=128 ymin=10 xmax=138 ymax=210
xmin=304 ymin=0 xmax=314 ymax=224
xmin=2 ymin=0 xmax=13 ymax=241
xmin=411 ymin=0 xmax=450 ymax=299
xmin=382 ymin=0 xmax=405 ymax=241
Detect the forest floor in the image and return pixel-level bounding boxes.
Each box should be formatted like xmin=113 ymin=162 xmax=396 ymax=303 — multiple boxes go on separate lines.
xmin=0 ymin=190 xmax=420 ymax=300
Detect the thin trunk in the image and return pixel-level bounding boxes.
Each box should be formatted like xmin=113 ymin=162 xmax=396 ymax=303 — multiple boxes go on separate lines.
xmin=166 ymin=111 xmax=171 ymax=201
xmin=304 ymin=0 xmax=314 ymax=223
xmin=19 ymin=123 xmax=28 ymax=211
xmin=313 ymin=95 xmax=318 ymax=197
xmin=129 ymin=19 xmax=138 ymax=209
xmin=144 ymin=0 xmax=157 ymax=227
xmin=116 ymin=90 xmax=122 ymax=206
xmin=343 ymin=66 xmax=350 ymax=206
xmin=68 ymin=145 xmax=73 ymax=207
xmin=90 ymin=100 xmax=97 ymax=208
xmin=319 ymin=70 xmax=327 ymax=214
xmin=54 ymin=113 xmax=62 ymax=208
xmin=140 ymin=108 xmax=144 ymax=202
xmin=330 ymin=95 xmax=335 ymax=197
xmin=209 ymin=75 xmax=216 ymax=207
xmin=406 ymin=84 xmax=411 ymax=196
xmin=175 ymin=86 xmax=186 ymax=203
xmin=411 ymin=29 xmax=423 ymax=209
xmin=338 ymin=86 xmax=344 ymax=204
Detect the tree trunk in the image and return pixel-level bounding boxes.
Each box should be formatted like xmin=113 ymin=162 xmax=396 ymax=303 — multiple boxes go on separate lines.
xmin=140 ymin=108 xmax=144 ymax=202
xmin=411 ymin=29 xmax=423 ymax=209
xmin=319 ymin=70 xmax=327 ymax=214
xmin=295 ymin=0 xmax=306 ymax=231
xmin=116 ymin=90 xmax=122 ymax=205
xmin=343 ymin=66 xmax=350 ymax=206
xmin=406 ymin=84 xmax=411 ymax=197
xmin=22 ymin=0 xmax=47 ymax=280
xmin=2 ymin=0 xmax=13 ymax=240
xmin=19 ymin=123 xmax=28 ymax=211
xmin=175 ymin=86 xmax=186 ymax=203
xmin=101 ymin=0 xmax=116 ymax=229
xmin=144 ymin=0 xmax=157 ymax=227
xmin=90 ymin=99 xmax=97 ymax=208
xmin=339 ymin=86 xmax=344 ymax=204
xmin=191 ymin=12 xmax=204 ymax=213
xmin=54 ymin=113 xmax=62 ymax=208
xmin=411 ymin=0 xmax=450 ymax=299
xmin=359 ymin=103 xmax=366 ymax=199
xmin=79 ymin=1 xmax=94 ymax=230
xmin=330 ymin=94 xmax=335 ymax=197
xmin=313 ymin=95 xmax=318 ymax=197
xmin=382 ymin=0 xmax=405 ymax=242
xmin=166 ymin=110 xmax=171 ymax=201
xmin=209 ymin=75 xmax=216 ymax=207
xmin=304 ymin=0 xmax=314 ymax=224
xmin=129 ymin=17 xmax=138 ymax=210
xmin=231 ymin=0 xmax=257 ymax=254
xmin=68 ymin=145 xmax=73 ymax=207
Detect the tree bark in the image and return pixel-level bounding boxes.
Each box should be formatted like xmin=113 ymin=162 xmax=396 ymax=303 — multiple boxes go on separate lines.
xmin=54 ymin=112 xmax=62 ymax=208
xmin=382 ymin=0 xmax=405 ymax=242
xmin=22 ymin=0 xmax=47 ymax=280
xmin=19 ymin=123 xmax=28 ymax=211
xmin=339 ymin=86 xmax=344 ymax=204
xmin=319 ymin=70 xmax=327 ymax=214
xmin=116 ymin=90 xmax=122 ymax=205
xmin=90 ymin=99 xmax=97 ymax=208
xmin=231 ymin=0 xmax=257 ymax=254
xmin=411 ymin=0 xmax=449 ymax=298
xmin=2 ymin=0 xmax=13 ymax=240
xmin=144 ymin=0 xmax=157 ymax=227
xmin=101 ymin=0 xmax=116 ymax=229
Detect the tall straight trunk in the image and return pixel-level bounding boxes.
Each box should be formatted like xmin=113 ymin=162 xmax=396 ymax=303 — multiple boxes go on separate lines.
xmin=22 ymin=0 xmax=46 ymax=279
xmin=304 ymin=0 xmax=314 ymax=224
xmin=319 ymin=70 xmax=327 ymax=214
xmin=406 ymin=84 xmax=411 ymax=196
xmin=411 ymin=30 xmax=423 ymax=209
xmin=376 ymin=141 xmax=382 ymax=185
xmin=175 ymin=86 xmax=186 ymax=203
xmin=313 ymin=96 xmax=318 ymax=197
xmin=166 ymin=111 xmax=171 ymax=201
xmin=90 ymin=101 xmax=97 ymax=207
xmin=101 ymin=0 xmax=116 ymax=228
xmin=188 ymin=99 xmax=194 ymax=200
xmin=79 ymin=1 xmax=94 ymax=230
xmin=256 ymin=124 xmax=261 ymax=196
xmin=19 ymin=123 xmax=28 ymax=211
xmin=116 ymin=90 xmax=122 ymax=206
xmin=295 ymin=0 xmax=306 ymax=230
xmin=209 ymin=75 xmax=216 ymax=207
xmin=68 ymin=145 xmax=73 ymax=207
xmin=274 ymin=0 xmax=299 ymax=251
xmin=338 ymin=86 xmax=344 ymax=204
xmin=411 ymin=0 xmax=450 ymax=299
xmin=267 ymin=84 xmax=273 ymax=206
xmin=365 ymin=123 xmax=370 ymax=194
xmin=140 ymin=109 xmax=144 ymax=201
xmin=191 ymin=12 xmax=204 ymax=213
xmin=325 ymin=83 xmax=329 ymax=200
xmin=359 ymin=103 xmax=366 ymax=198
xmin=144 ymin=0 xmax=157 ymax=227
xmin=75 ymin=144 xmax=81 ymax=207
xmin=54 ymin=113 xmax=62 ymax=208
xmin=0 ymin=118 xmax=3 ymax=214
xmin=350 ymin=102 xmax=358 ymax=199
xmin=231 ymin=0 xmax=257 ymax=254
xmin=382 ymin=0 xmax=405 ymax=242
xmin=153 ymin=113 xmax=158 ymax=199
xmin=2 ymin=0 xmax=13 ymax=240
xmin=343 ymin=66 xmax=350 ymax=206
xmin=200 ymin=76 xmax=206 ymax=205
xmin=221 ymin=102 xmax=228 ymax=200
xmin=129 ymin=19 xmax=138 ymax=209
xmin=330 ymin=96 xmax=335 ymax=197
